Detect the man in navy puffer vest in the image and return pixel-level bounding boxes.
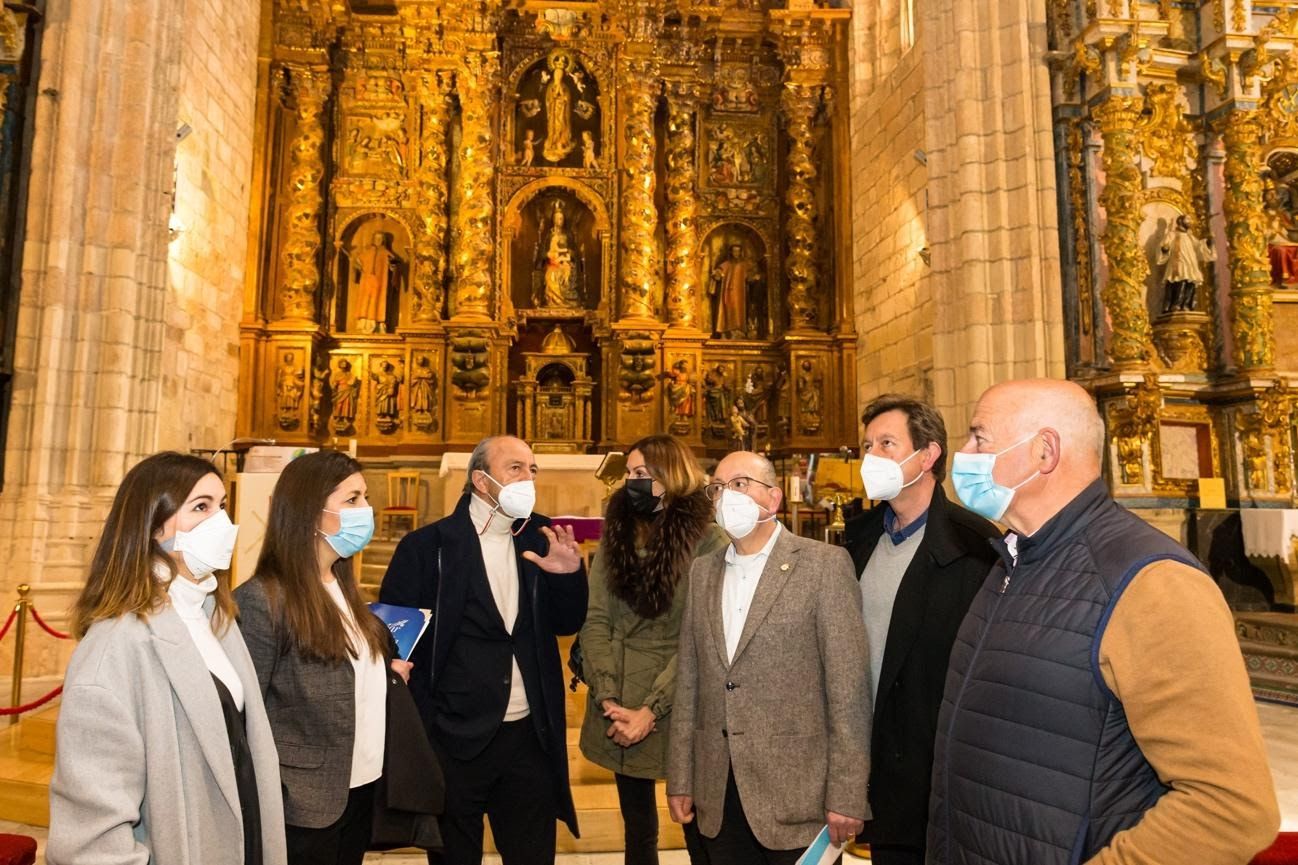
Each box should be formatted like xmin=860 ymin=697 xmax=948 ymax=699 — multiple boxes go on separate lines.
xmin=927 ymin=379 xmax=1278 ymax=865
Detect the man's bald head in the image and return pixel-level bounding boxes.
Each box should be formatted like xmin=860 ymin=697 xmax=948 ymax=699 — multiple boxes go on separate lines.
xmin=715 ymin=450 xmax=778 ymax=487
xmin=975 ymin=379 xmax=1104 ymax=473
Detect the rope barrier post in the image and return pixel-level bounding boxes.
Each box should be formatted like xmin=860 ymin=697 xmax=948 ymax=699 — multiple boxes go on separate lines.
xmin=9 ymin=584 xmax=28 ymax=726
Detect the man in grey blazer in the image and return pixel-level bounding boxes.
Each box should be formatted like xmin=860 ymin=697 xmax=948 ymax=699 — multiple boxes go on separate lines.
xmin=667 ymin=450 xmax=872 ymax=864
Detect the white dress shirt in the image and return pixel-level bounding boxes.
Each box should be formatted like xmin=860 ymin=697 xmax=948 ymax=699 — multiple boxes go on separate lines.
xmin=324 ymin=578 xmax=387 ymax=788
xmin=470 ymin=493 xmax=531 ymax=720
xmin=721 ymin=522 xmax=783 ymax=663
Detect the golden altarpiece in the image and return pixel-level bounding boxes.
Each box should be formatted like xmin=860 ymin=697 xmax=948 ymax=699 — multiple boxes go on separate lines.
xmin=237 ymin=0 xmax=856 ymax=457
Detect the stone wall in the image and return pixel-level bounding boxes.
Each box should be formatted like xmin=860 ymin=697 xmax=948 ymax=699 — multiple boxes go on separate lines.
xmin=161 ymin=0 xmax=261 ymax=452
xmin=849 ymin=1 xmax=1065 ymax=448
xmin=0 ymin=0 xmax=261 ymax=683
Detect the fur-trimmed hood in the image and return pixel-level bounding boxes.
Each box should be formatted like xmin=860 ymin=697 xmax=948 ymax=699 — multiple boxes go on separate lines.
xmin=602 ymin=487 xmax=714 ymax=619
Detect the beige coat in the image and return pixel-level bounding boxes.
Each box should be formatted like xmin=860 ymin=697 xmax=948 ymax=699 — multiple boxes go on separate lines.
xmin=48 ymin=607 xmax=288 ymax=865
xmin=667 ymin=527 xmax=872 ymax=851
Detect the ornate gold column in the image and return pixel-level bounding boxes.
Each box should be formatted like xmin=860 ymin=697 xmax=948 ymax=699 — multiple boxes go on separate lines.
xmin=1093 ymin=95 xmax=1152 ymax=369
xmin=449 ymin=52 xmax=499 ymax=321
xmin=780 ymin=81 xmax=825 ymax=332
xmin=279 ymin=65 xmax=330 ymax=322
xmin=412 ymin=70 xmax=453 ymax=325
xmin=618 ymin=57 xmax=661 ymax=321
xmin=1221 ymin=108 xmax=1275 ymax=374
xmin=663 ymin=82 xmax=701 ymax=330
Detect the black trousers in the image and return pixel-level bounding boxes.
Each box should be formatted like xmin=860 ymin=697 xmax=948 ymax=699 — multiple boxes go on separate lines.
xmin=429 ymin=717 xmax=558 ymax=865
xmin=613 ymin=773 xmax=710 ymax=865
xmin=701 ymin=769 xmax=812 ymax=865
xmin=868 ymin=846 xmax=923 ymax=865
xmin=285 ymin=781 xmax=375 ymax=865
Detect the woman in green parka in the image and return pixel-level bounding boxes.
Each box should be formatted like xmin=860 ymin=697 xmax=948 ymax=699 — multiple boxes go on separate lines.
xmin=580 ymin=434 xmax=727 ymax=865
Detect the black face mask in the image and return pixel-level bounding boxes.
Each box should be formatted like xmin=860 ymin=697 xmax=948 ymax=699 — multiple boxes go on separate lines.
xmin=624 ymin=477 xmax=661 ymax=515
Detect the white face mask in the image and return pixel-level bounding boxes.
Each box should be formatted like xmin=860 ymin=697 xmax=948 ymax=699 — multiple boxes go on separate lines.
xmin=481 ymin=473 xmax=537 ymax=520
xmin=859 ymin=449 xmax=924 ymax=501
xmin=714 ymin=488 xmax=774 ymax=540
xmin=166 ymin=509 xmax=239 ymax=578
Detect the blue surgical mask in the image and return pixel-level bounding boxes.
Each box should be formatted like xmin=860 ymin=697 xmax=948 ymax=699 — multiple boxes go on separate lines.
xmin=320 ymin=506 xmax=375 ymax=558
xmin=950 ymin=435 xmax=1040 ymax=522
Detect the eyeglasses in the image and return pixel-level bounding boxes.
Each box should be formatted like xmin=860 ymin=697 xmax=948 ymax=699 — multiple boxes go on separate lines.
xmin=704 ymin=476 xmax=775 ymax=501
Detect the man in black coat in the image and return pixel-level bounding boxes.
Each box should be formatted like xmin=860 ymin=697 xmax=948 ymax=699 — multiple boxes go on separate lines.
xmin=843 ymin=395 xmax=998 ymax=865
xmin=379 ymin=435 xmax=588 ymax=865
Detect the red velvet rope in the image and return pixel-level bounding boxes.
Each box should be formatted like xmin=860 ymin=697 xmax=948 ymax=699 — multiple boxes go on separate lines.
xmin=0 ymin=685 xmax=62 ymax=716
xmin=0 ymin=607 xmax=16 ymax=643
xmin=28 ymin=606 xmax=69 ymax=640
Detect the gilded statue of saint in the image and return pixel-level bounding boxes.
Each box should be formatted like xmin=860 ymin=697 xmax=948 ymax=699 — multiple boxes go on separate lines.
xmin=710 ymin=243 xmax=761 ymax=338
xmin=542 ymin=52 xmax=575 ymax=163
xmin=351 ymin=230 xmax=402 ymax=334
xmin=533 ymin=201 xmax=583 ymax=308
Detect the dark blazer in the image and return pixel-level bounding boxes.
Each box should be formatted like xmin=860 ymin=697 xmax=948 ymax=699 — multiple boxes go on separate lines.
xmin=378 ymin=492 xmax=588 ymax=837
xmin=235 ymin=577 xmax=386 ymax=830
xmin=842 ymin=484 xmax=998 ymax=852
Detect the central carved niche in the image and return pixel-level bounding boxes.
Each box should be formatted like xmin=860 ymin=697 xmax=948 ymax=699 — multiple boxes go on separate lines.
xmin=504 ymin=183 xmax=608 ymax=315
xmin=512 ymin=49 xmax=603 ymax=170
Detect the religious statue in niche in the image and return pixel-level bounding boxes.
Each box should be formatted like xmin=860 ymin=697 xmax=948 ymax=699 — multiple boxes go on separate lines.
xmin=797 ymin=360 xmax=823 ymax=435
xmin=331 ymin=359 xmax=361 ymax=434
xmin=349 ymin=229 xmax=404 ymax=333
xmin=1264 ymin=174 xmax=1298 ymax=287
xmin=729 ymin=398 xmax=756 ymax=451
xmin=703 ymin=364 xmax=732 ymax=433
xmin=1154 ymin=215 xmax=1214 ymax=314
xmin=513 ymin=49 xmax=601 ymax=170
xmin=709 ymin=241 xmax=764 ymax=338
xmin=275 ymin=351 xmax=305 ymax=431
xmin=309 ymin=355 xmax=330 ymax=434
xmin=409 ymin=355 xmax=439 ymax=433
xmin=773 ymin=362 xmax=791 ymax=439
xmin=532 ymin=200 xmax=584 ymax=308
xmin=744 ymin=365 xmax=770 ymax=428
xmin=666 ymin=359 xmax=696 ymax=427
xmin=370 ymin=359 xmax=404 ymax=434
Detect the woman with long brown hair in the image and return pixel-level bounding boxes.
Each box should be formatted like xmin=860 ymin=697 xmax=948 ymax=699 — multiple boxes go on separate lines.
xmin=234 ymin=450 xmax=405 ymax=865
xmin=579 ymin=434 xmax=728 ymax=865
xmin=48 ymin=452 xmax=286 ymax=865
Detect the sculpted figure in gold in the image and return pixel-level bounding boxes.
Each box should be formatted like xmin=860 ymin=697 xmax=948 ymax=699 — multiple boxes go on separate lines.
xmin=781 ymin=82 xmax=823 ymax=331
xmin=1222 ymin=110 xmax=1276 ymax=373
xmin=618 ymin=63 xmax=660 ymax=320
xmin=1094 ymin=96 xmax=1152 ymax=368
xmin=280 ymin=66 xmax=331 ymax=321
xmin=450 ymin=54 xmax=499 ymax=319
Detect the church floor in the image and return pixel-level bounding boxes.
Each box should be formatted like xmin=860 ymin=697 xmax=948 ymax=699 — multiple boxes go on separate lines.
xmin=2 ymin=699 xmax=1296 ymax=862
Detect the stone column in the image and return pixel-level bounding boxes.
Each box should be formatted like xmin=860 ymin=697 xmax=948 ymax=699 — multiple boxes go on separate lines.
xmin=411 ymin=69 xmax=453 ymax=325
xmin=1093 ymin=94 xmax=1153 ymax=370
xmin=663 ymin=83 xmax=701 ymax=330
xmin=279 ymin=64 xmax=330 ymax=322
xmin=1221 ymin=108 xmax=1275 ymax=374
xmin=449 ymin=53 xmax=498 ymax=321
xmin=780 ymin=80 xmax=825 ymax=332
xmin=618 ymin=58 xmax=661 ymax=321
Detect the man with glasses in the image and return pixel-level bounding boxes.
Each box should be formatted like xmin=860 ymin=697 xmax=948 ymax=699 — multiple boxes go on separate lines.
xmin=667 ymin=450 xmax=871 ymax=865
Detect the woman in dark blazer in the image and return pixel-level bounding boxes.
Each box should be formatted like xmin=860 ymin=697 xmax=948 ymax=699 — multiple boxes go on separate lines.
xmin=49 ymin=452 xmax=286 ymax=865
xmin=235 ymin=450 xmax=410 ymax=865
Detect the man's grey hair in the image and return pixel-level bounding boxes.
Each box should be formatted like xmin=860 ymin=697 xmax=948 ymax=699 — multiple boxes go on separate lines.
xmin=463 ymin=436 xmax=502 ymax=494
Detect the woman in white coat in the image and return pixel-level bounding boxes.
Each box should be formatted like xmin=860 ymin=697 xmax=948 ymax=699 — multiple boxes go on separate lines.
xmin=48 ymin=451 xmax=287 ymax=865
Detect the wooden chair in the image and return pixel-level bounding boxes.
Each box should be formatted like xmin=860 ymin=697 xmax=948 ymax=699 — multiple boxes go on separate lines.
xmin=379 ymin=470 xmax=422 ymax=539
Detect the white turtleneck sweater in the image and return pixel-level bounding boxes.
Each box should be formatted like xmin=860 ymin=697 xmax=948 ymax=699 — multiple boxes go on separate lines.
xmin=469 ymin=493 xmax=531 ymax=721
xmin=167 ymin=574 xmax=244 ymax=711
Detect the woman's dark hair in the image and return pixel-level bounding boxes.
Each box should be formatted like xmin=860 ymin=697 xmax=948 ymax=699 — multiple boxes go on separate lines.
xmin=73 ymin=452 xmax=234 ymax=638
xmin=253 ymin=451 xmax=388 ymax=663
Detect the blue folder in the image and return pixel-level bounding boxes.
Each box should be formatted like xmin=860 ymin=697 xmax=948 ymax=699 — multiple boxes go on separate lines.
xmin=368 ymin=602 xmax=432 ymax=661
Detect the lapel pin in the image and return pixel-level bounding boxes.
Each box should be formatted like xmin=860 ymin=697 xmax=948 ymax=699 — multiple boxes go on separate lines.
xmin=780 ymin=563 xmax=789 ymax=571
